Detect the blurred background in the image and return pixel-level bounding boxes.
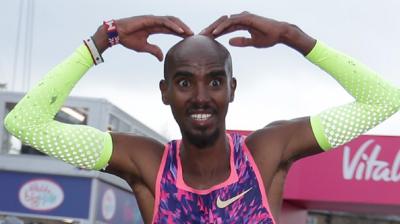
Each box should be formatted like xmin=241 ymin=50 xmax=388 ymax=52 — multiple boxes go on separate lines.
xmin=0 ymin=0 xmax=399 ymax=223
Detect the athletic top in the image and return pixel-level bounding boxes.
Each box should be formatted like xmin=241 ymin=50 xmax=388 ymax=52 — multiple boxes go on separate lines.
xmin=152 ymin=133 xmax=276 ymax=224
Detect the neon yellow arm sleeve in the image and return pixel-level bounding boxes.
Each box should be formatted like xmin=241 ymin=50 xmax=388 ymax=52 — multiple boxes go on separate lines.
xmin=307 ymin=41 xmax=400 ymax=150
xmin=4 ymin=45 xmax=113 ymax=170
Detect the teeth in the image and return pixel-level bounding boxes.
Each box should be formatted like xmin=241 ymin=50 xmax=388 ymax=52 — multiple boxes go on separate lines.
xmin=190 ymin=114 xmax=212 ymax=121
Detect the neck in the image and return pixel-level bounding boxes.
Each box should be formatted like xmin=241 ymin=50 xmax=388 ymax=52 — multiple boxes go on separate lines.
xmin=180 ymin=130 xmax=230 ymax=178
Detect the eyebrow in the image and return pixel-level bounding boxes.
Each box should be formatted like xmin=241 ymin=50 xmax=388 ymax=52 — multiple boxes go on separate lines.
xmin=172 ymin=69 xmax=227 ymax=80
xmin=207 ymin=70 xmax=227 ymax=78
xmin=173 ymin=71 xmax=193 ymax=79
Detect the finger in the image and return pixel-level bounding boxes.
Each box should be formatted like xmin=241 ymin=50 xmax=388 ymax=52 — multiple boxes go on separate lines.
xmin=142 ymin=43 xmax=164 ymax=61
xmin=199 ymin=15 xmax=228 ymax=36
xmin=229 ymin=37 xmax=254 ymax=47
xmin=213 ymin=24 xmax=251 ymax=38
xmin=146 ymin=26 xmax=190 ymax=39
xmin=211 ymin=18 xmax=242 ymax=37
xmin=158 ymin=17 xmax=193 ymax=37
xmin=230 ymin=11 xmax=250 ymax=18
xmin=147 ymin=26 xmax=178 ymax=35
xmin=212 ymin=14 xmax=252 ymax=37
xmin=167 ymin=16 xmax=194 ymax=36
xmin=147 ymin=17 xmax=192 ymax=38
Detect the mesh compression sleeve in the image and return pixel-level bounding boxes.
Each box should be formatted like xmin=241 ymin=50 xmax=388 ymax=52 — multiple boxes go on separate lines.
xmin=307 ymin=41 xmax=400 ymax=150
xmin=4 ymin=45 xmax=113 ymax=170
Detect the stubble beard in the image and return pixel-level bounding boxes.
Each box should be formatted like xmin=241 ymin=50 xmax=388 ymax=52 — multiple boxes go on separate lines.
xmin=182 ymin=127 xmax=220 ymax=149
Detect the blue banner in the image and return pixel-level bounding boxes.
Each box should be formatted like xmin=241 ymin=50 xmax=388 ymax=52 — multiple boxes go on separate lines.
xmin=0 ymin=171 xmax=91 ymax=219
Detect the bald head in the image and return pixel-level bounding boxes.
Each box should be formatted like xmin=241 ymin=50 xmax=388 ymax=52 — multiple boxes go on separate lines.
xmin=164 ymin=35 xmax=232 ymax=79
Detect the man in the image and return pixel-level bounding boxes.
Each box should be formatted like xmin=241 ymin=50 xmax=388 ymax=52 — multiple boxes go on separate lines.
xmin=4 ymin=12 xmax=400 ymax=223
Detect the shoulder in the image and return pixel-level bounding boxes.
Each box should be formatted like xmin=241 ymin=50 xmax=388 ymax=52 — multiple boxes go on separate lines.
xmin=107 ymin=133 xmax=167 ymax=184
xmin=243 ymin=119 xmax=302 ymax=169
xmin=245 ymin=120 xmax=292 ymax=152
xmin=245 ymin=117 xmax=320 ymax=170
xmin=246 ymin=117 xmax=311 ymax=148
xmin=112 ymin=132 xmax=166 ymax=156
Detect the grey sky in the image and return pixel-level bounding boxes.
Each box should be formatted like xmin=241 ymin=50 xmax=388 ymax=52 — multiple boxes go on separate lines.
xmin=1 ymin=0 xmax=400 ymax=139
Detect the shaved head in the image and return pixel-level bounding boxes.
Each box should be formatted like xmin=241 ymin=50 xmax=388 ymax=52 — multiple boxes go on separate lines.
xmin=159 ymin=35 xmax=237 ymax=148
xmin=164 ymin=35 xmax=232 ymax=79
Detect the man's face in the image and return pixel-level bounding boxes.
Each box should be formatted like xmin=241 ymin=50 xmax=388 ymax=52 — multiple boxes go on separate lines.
xmin=160 ymin=36 xmax=236 ymax=148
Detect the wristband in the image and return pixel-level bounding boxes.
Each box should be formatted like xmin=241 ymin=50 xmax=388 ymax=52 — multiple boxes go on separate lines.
xmin=83 ymin=37 xmax=104 ymax=65
xmin=103 ymin=20 xmax=120 ymax=47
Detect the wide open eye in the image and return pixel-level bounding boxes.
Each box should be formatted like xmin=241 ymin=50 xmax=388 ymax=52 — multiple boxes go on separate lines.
xmin=209 ymin=79 xmax=221 ymax=87
xmin=178 ymin=79 xmax=190 ymax=88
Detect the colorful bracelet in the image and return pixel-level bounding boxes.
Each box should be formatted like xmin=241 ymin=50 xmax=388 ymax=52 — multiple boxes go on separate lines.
xmin=83 ymin=37 xmax=104 ymax=65
xmin=103 ymin=20 xmax=119 ymax=47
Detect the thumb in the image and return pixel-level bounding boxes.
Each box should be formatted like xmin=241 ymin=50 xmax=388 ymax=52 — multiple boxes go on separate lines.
xmin=143 ymin=43 xmax=164 ymax=61
xmin=229 ymin=37 xmax=253 ymax=47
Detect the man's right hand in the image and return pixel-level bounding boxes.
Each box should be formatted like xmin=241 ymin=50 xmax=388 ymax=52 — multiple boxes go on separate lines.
xmin=93 ymin=15 xmax=193 ymax=61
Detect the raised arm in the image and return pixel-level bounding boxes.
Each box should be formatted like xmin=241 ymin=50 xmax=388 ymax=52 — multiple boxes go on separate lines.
xmin=201 ymin=12 xmax=400 ymax=163
xmin=4 ymin=16 xmax=193 ymax=181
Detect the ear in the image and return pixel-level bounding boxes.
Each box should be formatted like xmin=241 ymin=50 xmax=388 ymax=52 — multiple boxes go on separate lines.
xmin=229 ymin=77 xmax=237 ymax=103
xmin=159 ymin=79 xmax=170 ymax=105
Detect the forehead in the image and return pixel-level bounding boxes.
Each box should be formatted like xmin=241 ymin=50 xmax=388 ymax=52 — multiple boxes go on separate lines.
xmin=172 ymin=45 xmax=227 ymax=70
xmin=172 ymin=54 xmax=227 ymax=73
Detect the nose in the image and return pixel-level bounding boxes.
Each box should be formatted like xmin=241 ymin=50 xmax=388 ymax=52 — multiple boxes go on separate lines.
xmin=193 ymin=84 xmax=210 ymax=105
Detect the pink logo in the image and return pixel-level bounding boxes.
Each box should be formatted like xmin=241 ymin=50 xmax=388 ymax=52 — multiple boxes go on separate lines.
xmin=343 ymin=139 xmax=400 ymax=182
xmin=19 ymin=179 xmax=64 ymax=211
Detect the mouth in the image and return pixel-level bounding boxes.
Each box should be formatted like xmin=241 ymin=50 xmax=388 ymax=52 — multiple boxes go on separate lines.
xmin=186 ymin=105 xmax=217 ymax=128
xmin=190 ymin=113 xmax=212 ymax=121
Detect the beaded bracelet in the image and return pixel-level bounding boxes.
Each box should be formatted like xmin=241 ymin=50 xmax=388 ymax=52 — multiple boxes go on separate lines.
xmin=103 ymin=20 xmax=119 ymax=47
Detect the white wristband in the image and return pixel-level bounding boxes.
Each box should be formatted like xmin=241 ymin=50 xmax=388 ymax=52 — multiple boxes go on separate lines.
xmin=83 ymin=37 xmax=104 ymax=65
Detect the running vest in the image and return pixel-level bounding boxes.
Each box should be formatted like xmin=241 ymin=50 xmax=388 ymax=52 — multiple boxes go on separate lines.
xmin=152 ymin=133 xmax=276 ymax=223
